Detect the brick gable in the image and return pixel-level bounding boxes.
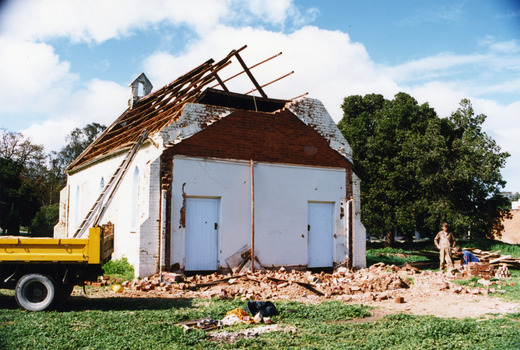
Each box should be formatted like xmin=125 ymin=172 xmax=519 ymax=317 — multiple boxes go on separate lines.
xmin=166 ymin=109 xmax=352 ymax=171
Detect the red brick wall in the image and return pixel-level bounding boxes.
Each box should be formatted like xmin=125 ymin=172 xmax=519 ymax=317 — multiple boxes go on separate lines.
xmin=167 ymin=109 xmax=352 ymax=171
xmin=500 ymin=209 xmax=520 ymax=244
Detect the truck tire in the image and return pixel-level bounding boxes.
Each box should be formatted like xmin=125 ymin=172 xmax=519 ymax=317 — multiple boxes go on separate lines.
xmin=15 ymin=274 xmax=57 ymax=311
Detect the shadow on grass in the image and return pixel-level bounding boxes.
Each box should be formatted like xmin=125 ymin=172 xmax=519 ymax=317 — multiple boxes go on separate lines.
xmin=0 ymin=293 xmax=195 ymax=312
xmin=62 ymin=295 xmax=195 ymax=311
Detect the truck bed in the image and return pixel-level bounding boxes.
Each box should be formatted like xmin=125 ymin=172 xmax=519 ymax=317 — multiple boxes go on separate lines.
xmin=0 ymin=227 xmax=113 ymax=265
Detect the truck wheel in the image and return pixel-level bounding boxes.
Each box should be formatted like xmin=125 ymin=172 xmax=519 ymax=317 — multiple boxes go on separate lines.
xmin=15 ymin=274 xmax=57 ymax=311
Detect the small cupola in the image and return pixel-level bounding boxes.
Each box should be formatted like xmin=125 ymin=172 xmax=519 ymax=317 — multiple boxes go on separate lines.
xmin=129 ymin=73 xmax=153 ymax=108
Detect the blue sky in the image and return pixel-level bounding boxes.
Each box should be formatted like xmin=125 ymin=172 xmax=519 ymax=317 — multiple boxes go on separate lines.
xmin=0 ymin=0 xmax=519 ymax=190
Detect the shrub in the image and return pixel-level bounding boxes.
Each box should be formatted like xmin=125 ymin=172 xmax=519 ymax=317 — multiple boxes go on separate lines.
xmin=102 ymin=257 xmax=134 ymax=280
xmin=28 ymin=203 xmax=59 ymax=237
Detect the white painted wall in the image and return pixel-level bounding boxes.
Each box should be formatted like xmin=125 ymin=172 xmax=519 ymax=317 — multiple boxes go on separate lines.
xmin=254 ymin=162 xmax=347 ymax=267
xmin=55 ymin=142 xmax=164 ymax=277
xmin=170 ymin=156 xmax=251 ymax=269
xmin=170 ymin=156 xmax=354 ymax=269
xmin=352 ymin=172 xmax=366 ymax=268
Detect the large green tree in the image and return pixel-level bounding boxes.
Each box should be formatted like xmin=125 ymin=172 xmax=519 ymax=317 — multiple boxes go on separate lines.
xmin=338 ymin=93 xmax=509 ymax=244
xmin=51 ymin=122 xmax=106 ymax=173
xmin=0 ymin=157 xmax=39 ymax=234
xmin=0 ymin=129 xmax=45 ymax=234
xmin=0 ymin=124 xmax=105 ymax=235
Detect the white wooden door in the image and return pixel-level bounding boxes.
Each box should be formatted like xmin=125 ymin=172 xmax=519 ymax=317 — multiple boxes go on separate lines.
xmin=308 ymin=202 xmax=334 ymax=268
xmin=185 ymin=198 xmax=219 ymax=271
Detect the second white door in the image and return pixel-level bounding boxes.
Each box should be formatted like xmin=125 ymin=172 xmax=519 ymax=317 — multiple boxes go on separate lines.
xmin=308 ymin=202 xmax=334 ymax=268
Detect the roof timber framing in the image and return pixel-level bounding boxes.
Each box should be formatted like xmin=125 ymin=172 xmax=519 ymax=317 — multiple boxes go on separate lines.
xmin=68 ymin=46 xmax=288 ymax=171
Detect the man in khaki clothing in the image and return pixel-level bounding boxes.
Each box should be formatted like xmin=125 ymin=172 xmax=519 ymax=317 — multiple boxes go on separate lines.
xmin=434 ymin=222 xmax=456 ymax=271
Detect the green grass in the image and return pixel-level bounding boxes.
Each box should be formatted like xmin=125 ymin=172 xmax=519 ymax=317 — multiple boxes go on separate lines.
xmin=1 ymin=297 xmax=519 ymax=349
xmin=486 ymin=242 xmax=520 ymax=258
xmin=366 ymin=247 xmax=430 ymax=266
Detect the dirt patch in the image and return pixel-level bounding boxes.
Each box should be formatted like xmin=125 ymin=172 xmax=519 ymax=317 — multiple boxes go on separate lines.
xmin=359 ymin=272 xmax=519 ymax=319
xmin=83 ymin=264 xmax=519 ymax=320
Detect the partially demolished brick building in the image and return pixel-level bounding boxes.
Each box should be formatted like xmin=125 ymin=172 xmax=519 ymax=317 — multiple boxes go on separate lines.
xmin=54 ymin=47 xmax=366 ymax=277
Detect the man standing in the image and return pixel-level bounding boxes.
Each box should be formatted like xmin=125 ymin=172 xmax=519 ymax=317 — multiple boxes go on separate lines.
xmin=434 ymin=222 xmax=456 ymax=271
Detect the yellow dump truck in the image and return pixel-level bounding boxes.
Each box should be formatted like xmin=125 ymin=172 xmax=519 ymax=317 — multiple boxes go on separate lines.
xmin=0 ymin=226 xmax=113 ymax=311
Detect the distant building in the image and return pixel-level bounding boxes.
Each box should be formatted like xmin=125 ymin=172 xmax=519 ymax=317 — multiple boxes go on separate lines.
xmin=499 ymin=203 xmax=520 ymax=244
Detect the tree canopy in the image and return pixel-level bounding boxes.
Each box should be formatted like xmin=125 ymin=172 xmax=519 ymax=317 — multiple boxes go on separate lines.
xmin=0 ymin=129 xmax=45 ymax=234
xmin=338 ymin=93 xmax=510 ymax=243
xmin=50 ymin=122 xmax=106 ymax=178
xmin=0 ymin=124 xmax=105 ymax=235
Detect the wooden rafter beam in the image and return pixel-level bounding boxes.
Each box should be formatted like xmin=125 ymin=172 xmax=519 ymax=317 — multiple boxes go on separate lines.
xmin=234 ymin=51 xmax=267 ymax=98
xmin=245 ymin=71 xmax=294 ymax=95
xmin=214 ymin=73 xmax=229 ymax=92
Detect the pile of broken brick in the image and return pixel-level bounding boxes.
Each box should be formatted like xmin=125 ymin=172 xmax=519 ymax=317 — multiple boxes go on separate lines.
xmin=117 ymin=263 xmax=413 ymax=300
xmin=92 ymin=260 xmax=515 ymax=302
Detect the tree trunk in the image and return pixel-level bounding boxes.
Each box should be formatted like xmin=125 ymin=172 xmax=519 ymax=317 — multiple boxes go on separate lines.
xmin=385 ymin=230 xmax=394 ymax=247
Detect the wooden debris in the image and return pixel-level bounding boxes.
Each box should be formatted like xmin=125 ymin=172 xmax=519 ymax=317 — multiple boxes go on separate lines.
xmin=176 ymin=318 xmax=220 ymax=331
xmin=495 ymin=264 xmax=511 ymax=278
xmin=463 ymin=248 xmax=520 ymax=269
xmin=408 ymin=248 xmax=520 ymax=271
xmin=266 ymin=276 xmax=325 ymax=296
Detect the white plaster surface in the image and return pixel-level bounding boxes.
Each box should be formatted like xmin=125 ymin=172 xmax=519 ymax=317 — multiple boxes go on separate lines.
xmin=55 ymin=142 xmax=163 ymax=277
xmin=170 ymin=156 xmax=360 ymax=269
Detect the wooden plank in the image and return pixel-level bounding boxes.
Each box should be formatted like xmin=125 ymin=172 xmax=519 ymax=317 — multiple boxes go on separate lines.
xmin=234 ymin=51 xmax=267 ymax=98
xmin=489 ymin=255 xmax=512 ymax=264
xmin=267 ymin=276 xmax=325 ymax=296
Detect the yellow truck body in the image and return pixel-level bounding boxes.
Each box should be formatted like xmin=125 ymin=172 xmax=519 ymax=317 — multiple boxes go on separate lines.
xmin=0 ymin=226 xmax=114 ymax=311
xmin=0 ymin=227 xmax=112 ymax=264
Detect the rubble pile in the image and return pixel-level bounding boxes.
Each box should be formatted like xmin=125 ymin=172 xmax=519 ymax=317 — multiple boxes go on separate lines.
xmin=495 ymin=264 xmax=511 ymax=278
xmin=116 ymin=263 xmax=415 ymax=301
xmin=450 ymin=278 xmax=513 ymax=296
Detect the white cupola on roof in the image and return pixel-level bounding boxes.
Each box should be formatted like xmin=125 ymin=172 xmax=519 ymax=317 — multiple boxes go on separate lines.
xmin=129 ymin=73 xmax=153 ymax=108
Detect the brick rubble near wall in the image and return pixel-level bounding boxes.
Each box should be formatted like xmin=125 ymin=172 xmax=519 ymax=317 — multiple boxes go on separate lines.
xmin=287 ymin=98 xmax=353 ymax=162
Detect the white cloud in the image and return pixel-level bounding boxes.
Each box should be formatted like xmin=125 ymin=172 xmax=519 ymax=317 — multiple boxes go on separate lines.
xmin=0 ymin=38 xmax=77 ymax=114
xmin=488 ymin=39 xmax=520 ymax=54
xmin=474 ymin=99 xmax=520 ymax=191
xmin=1 ymin=0 xmax=169 ymax=42
xmin=143 ymin=25 xmax=399 ymax=121
xmin=21 ymin=79 xmax=128 ymax=152
xmin=0 ymin=0 xmax=313 ymax=43
xmin=385 ymin=53 xmax=488 ymax=83
xmin=247 ymin=0 xmax=292 ymax=25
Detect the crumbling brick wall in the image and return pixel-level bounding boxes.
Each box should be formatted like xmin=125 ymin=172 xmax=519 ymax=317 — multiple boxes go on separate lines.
xmin=164 ymin=108 xmax=353 ymax=176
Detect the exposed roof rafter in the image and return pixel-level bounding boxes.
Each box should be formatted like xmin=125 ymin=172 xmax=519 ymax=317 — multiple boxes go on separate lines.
xmin=67 ymin=46 xmax=292 ymax=172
